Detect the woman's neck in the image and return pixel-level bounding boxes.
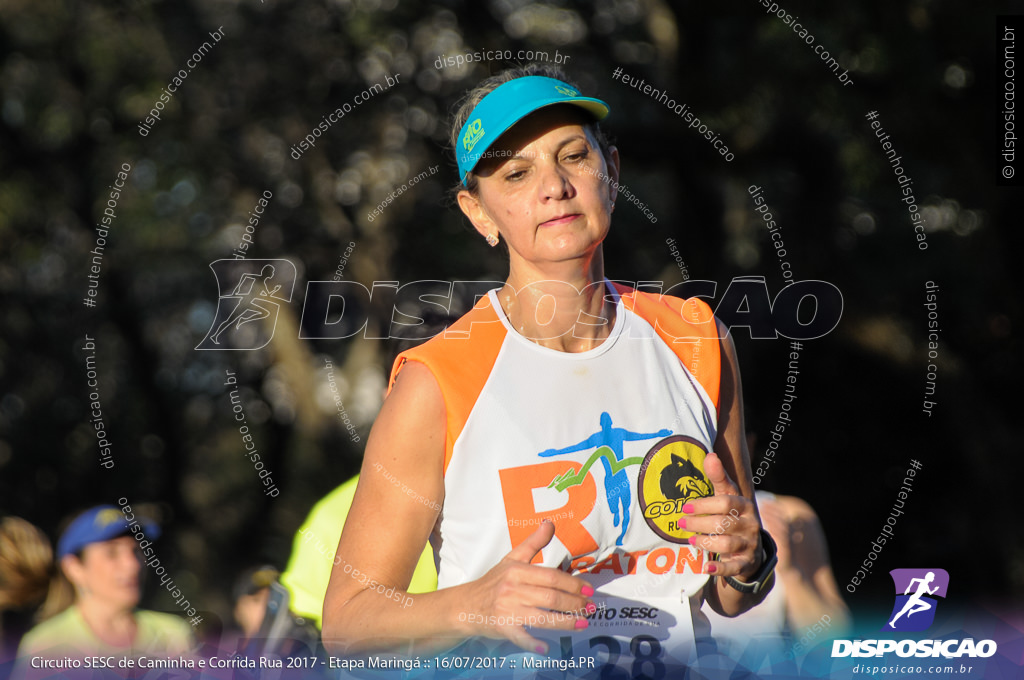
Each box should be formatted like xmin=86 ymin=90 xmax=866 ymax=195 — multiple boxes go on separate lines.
xmin=501 ymin=252 xmax=615 ymax=353
xmin=76 ymin=599 xmax=137 ymax=648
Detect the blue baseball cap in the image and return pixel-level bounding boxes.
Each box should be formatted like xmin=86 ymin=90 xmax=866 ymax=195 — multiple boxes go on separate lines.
xmin=57 ymin=505 xmax=160 ymax=558
xmin=456 ymin=75 xmax=610 ymax=183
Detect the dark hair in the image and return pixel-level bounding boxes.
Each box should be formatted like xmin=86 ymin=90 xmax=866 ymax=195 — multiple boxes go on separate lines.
xmin=448 ymin=63 xmax=612 ymax=195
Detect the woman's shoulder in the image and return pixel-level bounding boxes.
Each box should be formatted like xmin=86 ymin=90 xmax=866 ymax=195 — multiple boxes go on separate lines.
xmin=389 ymin=293 xmax=507 ymax=390
xmin=613 ymin=282 xmax=716 ymax=324
xmin=612 ymin=282 xmax=722 ymax=350
xmin=412 ymin=293 xmax=505 ymax=347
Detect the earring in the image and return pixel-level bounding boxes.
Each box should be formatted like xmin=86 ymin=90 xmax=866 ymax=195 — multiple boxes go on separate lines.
xmin=485 ymin=233 xmax=499 ymax=247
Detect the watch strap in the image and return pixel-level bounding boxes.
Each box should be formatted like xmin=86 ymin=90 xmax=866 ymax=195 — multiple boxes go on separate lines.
xmin=723 ymin=529 xmax=778 ymax=594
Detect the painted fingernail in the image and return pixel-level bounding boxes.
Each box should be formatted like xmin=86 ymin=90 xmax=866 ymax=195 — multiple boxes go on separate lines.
xmin=581 ymin=585 xmax=595 ymax=597
xmin=706 ymin=564 xmax=718 ymax=574
xmin=682 ymin=504 xmax=695 ymax=514
xmin=678 ymin=518 xmax=687 ymax=529
xmin=575 ymin=619 xmax=589 ymax=630
xmin=535 ymin=644 xmax=547 ymax=655
xmin=688 ymin=536 xmax=698 ymax=545
xmin=585 ymin=602 xmax=597 ymax=614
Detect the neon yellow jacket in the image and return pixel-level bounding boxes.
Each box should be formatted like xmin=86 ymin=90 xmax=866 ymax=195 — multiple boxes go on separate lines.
xmin=279 ymin=475 xmax=437 ymax=628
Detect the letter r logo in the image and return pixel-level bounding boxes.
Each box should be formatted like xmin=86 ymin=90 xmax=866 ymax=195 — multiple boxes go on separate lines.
xmin=499 ymin=461 xmax=598 ymax=563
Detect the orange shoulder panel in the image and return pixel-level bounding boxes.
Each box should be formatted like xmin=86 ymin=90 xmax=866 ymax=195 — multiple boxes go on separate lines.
xmin=388 ymin=295 xmax=507 ymax=475
xmin=612 ymin=283 xmax=722 ymax=411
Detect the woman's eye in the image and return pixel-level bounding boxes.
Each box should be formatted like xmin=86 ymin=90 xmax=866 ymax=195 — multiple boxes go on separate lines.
xmin=564 ymin=149 xmax=589 ymax=163
xmin=504 ymin=169 xmax=527 ymax=182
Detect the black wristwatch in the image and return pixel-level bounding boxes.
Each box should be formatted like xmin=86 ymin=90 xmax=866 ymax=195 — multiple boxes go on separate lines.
xmin=723 ymin=529 xmax=778 ymax=594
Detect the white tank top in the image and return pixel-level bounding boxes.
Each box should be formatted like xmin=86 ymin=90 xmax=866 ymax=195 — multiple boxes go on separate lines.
xmin=391 ymin=280 xmax=724 ymax=672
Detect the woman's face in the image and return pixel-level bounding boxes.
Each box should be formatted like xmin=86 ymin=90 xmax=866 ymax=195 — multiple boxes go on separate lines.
xmin=458 ymin=106 xmax=620 ymax=272
xmin=63 ymin=535 xmax=142 ymax=610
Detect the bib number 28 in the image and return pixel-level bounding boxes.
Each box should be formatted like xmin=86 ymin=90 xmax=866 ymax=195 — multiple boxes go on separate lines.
xmin=539 ymin=634 xmax=665 ymax=680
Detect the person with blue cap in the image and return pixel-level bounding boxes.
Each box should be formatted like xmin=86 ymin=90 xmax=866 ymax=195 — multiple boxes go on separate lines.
xmin=15 ymin=505 xmax=192 ymax=665
xmin=322 ymin=64 xmax=775 ymax=674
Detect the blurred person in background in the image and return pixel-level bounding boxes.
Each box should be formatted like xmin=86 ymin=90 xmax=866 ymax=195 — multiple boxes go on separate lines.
xmin=751 ymin=492 xmax=849 ymax=635
xmin=701 ymin=474 xmax=850 ymax=670
xmin=232 ymin=565 xmax=279 ymax=640
xmin=14 ymin=506 xmax=193 ymax=668
xmin=275 ymin=475 xmax=437 ymax=633
xmin=242 ymin=475 xmax=437 ymax=659
xmin=0 ymin=518 xmax=58 ymax=680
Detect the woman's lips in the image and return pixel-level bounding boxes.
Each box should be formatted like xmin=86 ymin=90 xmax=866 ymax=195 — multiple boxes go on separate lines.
xmin=540 ymin=213 xmax=581 ymax=227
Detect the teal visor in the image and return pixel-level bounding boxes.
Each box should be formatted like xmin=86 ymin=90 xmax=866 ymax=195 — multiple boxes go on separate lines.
xmin=456 ymin=75 xmax=610 ymax=184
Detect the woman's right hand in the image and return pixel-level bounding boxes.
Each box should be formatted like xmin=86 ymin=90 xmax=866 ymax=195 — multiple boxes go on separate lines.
xmin=455 ymin=520 xmax=596 ymax=654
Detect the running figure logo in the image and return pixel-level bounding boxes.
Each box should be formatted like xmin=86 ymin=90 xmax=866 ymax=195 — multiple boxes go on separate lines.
xmin=539 ymin=412 xmax=671 ymax=546
xmin=883 ymin=568 xmax=949 ymax=632
xmin=196 ymin=259 xmax=297 ymax=350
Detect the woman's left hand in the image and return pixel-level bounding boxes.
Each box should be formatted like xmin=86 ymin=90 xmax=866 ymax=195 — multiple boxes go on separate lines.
xmin=680 ymin=451 xmax=763 ymax=579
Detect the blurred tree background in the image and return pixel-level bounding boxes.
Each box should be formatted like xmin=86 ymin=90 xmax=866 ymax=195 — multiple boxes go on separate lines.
xmin=0 ymin=0 xmax=1019 ymax=634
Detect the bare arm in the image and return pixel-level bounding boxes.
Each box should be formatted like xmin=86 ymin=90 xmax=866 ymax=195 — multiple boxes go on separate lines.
xmin=763 ymin=495 xmax=851 ymax=633
xmin=321 ymin=361 xmax=453 ymax=653
xmin=696 ymin=321 xmax=773 ymax=617
xmin=321 ymin=361 xmax=594 ymax=655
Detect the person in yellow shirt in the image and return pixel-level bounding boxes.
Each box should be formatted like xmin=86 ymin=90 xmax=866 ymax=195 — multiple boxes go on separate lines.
xmin=14 ymin=506 xmax=192 ymax=672
xmin=281 ymin=474 xmax=437 ymax=630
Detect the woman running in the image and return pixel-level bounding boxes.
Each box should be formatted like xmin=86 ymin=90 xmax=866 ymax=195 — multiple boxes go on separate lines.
xmin=322 ymin=64 xmax=777 ymax=673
